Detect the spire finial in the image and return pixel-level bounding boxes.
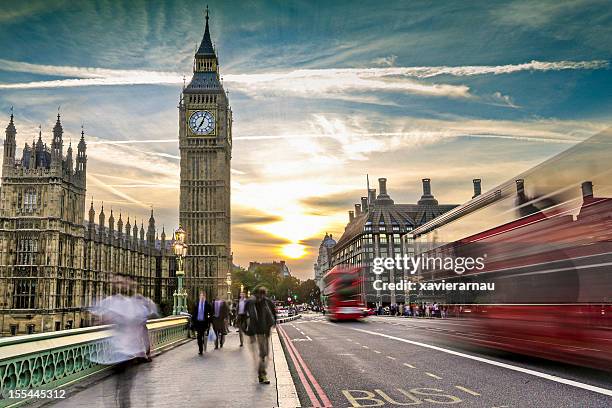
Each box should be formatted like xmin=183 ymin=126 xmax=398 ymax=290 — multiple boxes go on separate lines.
xmin=57 ymin=105 xmax=61 ymax=120
xmin=9 ymin=106 xmax=13 ymax=121
xmin=206 ymin=4 xmax=209 ymax=21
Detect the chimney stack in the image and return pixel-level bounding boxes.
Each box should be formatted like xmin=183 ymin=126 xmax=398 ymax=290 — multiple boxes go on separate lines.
xmin=355 ymin=204 xmax=361 ymax=215
xmin=378 ymin=178 xmax=387 ymax=195
xmin=422 ymin=178 xmax=432 ymax=196
xmin=375 ymin=177 xmax=394 ymax=204
xmin=361 ymin=196 xmax=368 ymax=212
xmin=472 ymin=179 xmax=482 ymax=198
xmin=349 ymin=210 xmax=355 ymax=222
xmin=581 ymin=181 xmax=593 ymax=198
xmin=417 ymin=178 xmax=438 ymax=205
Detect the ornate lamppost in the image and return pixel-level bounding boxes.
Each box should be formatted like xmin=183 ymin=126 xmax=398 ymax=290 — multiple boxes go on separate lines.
xmin=226 ymin=272 xmax=232 ymax=301
xmin=172 ymin=226 xmax=188 ymax=315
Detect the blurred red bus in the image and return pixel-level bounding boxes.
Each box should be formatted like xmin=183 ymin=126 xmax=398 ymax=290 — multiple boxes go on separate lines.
xmin=322 ymin=266 xmax=366 ymax=320
xmin=406 ymin=130 xmax=612 ymax=370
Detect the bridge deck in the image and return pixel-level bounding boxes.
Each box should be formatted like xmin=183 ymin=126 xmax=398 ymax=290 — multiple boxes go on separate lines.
xmin=54 ymin=330 xmax=279 ymax=407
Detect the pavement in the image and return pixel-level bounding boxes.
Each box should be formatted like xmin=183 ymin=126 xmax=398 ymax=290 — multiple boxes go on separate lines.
xmin=279 ymin=313 xmax=612 ymax=408
xmin=52 ymin=328 xmax=298 ymax=408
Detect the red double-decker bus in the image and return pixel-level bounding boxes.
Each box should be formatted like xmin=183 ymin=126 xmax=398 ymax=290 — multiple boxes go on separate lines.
xmin=322 ymin=266 xmax=366 ymax=320
xmin=406 ymin=130 xmax=612 ymax=370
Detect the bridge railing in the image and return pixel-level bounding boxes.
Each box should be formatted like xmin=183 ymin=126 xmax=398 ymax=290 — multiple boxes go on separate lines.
xmin=0 ymin=316 xmax=189 ymax=407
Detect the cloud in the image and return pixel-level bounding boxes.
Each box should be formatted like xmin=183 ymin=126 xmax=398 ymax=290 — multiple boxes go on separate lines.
xmin=372 ymin=55 xmax=397 ymax=67
xmin=1 ymin=59 xmax=606 ymax=103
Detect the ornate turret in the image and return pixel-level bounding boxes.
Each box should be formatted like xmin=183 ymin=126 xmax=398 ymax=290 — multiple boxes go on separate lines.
xmin=52 ymin=112 xmax=63 ymax=160
xmin=147 ymin=209 xmax=156 ymax=246
xmin=125 ymin=216 xmax=131 ymax=242
xmin=98 ymin=203 xmax=106 ymax=237
xmin=133 ymin=221 xmax=139 ymax=244
xmin=76 ymin=127 xmax=87 ymax=181
xmin=140 ymin=221 xmax=146 ymax=243
xmin=65 ymin=142 xmax=73 ymax=175
xmin=108 ymin=209 xmax=115 ymax=242
xmin=88 ymin=199 xmax=95 ymax=224
xmin=3 ymin=110 xmax=17 ymax=165
xmin=194 ymin=6 xmax=217 ymax=70
xmin=161 ymin=226 xmax=166 ymax=251
xmin=117 ymin=212 xmax=123 ymax=240
xmin=185 ymin=6 xmax=223 ymax=93
xmin=35 ymin=130 xmax=44 ymax=168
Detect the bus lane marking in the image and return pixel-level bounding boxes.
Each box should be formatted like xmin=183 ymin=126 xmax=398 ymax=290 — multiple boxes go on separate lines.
xmin=342 ymin=388 xmax=465 ymax=407
xmin=454 ymin=386 xmax=480 ymax=396
xmin=403 ymin=363 xmax=416 ymax=369
xmin=425 ymin=372 xmax=443 ymax=380
xmin=349 ymin=326 xmax=612 ymax=398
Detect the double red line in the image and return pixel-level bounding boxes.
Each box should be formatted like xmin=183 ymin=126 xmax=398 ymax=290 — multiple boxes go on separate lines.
xmin=277 ymin=325 xmax=332 ymax=407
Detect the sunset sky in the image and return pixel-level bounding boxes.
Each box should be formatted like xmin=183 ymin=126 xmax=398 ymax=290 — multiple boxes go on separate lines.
xmin=1 ymin=0 xmax=611 ymax=279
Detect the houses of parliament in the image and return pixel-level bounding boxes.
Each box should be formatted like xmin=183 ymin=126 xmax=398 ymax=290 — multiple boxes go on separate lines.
xmin=0 ymin=113 xmax=176 ymax=336
xmin=0 ymin=9 xmax=232 ymax=336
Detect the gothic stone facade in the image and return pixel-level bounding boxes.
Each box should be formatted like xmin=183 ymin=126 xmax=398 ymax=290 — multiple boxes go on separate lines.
xmin=179 ymin=11 xmax=232 ymax=300
xmin=0 ymin=114 xmax=175 ymax=336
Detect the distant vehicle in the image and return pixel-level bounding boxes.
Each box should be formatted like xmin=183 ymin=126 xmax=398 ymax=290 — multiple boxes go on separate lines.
xmin=322 ymin=265 xmax=366 ymax=321
xmin=277 ymin=307 xmax=289 ymax=318
xmin=363 ymin=308 xmax=376 ymax=316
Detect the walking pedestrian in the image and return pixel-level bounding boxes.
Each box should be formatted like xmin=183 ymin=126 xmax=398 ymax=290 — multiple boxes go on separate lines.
xmin=190 ymin=291 xmax=213 ymax=355
xmin=236 ymin=292 xmax=248 ymax=347
xmin=245 ymin=286 xmax=277 ymax=384
xmin=213 ymin=297 xmax=229 ymax=349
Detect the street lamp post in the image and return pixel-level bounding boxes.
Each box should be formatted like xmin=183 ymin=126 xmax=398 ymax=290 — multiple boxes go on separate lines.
xmin=172 ymin=226 xmax=188 ymax=315
xmin=226 ymin=273 xmax=232 ymax=301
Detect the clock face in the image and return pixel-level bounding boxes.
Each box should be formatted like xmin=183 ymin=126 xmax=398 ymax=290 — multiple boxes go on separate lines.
xmin=189 ymin=110 xmax=215 ymax=135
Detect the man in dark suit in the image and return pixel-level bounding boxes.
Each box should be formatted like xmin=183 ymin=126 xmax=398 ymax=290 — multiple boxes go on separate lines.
xmin=191 ymin=291 xmax=213 ymax=355
xmin=212 ymin=297 xmax=229 ymax=349
xmin=246 ymin=286 xmax=277 ymax=384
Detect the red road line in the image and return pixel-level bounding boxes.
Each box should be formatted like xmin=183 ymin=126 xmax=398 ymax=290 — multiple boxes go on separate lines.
xmin=278 ymin=325 xmax=322 ymax=407
xmin=279 ymin=325 xmax=333 ymax=407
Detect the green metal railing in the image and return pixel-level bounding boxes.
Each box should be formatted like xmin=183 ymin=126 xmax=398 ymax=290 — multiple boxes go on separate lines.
xmin=0 ymin=316 xmax=190 ymax=407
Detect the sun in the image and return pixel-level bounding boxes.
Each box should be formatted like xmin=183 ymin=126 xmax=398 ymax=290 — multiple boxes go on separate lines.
xmin=282 ymin=243 xmax=306 ymax=259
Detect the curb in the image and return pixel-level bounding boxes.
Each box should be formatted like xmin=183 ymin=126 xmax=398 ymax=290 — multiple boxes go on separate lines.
xmin=271 ymin=327 xmax=300 ymax=408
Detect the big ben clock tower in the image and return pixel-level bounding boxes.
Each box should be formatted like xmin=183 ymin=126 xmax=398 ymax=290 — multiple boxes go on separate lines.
xmin=179 ymin=7 xmax=232 ymax=300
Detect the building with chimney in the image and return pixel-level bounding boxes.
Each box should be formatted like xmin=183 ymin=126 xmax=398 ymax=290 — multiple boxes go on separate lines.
xmin=313 ymin=233 xmax=337 ymax=290
xmin=0 ymin=113 xmax=175 ymax=336
xmin=330 ymin=177 xmax=459 ymax=306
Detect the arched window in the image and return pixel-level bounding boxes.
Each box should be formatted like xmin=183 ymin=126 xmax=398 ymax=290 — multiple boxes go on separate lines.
xmin=23 ymin=189 xmax=37 ymax=213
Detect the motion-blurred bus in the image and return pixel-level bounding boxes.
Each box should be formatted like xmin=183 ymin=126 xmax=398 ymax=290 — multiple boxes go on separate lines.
xmin=406 ymin=130 xmax=612 ymax=370
xmin=322 ymin=266 xmax=366 ymax=320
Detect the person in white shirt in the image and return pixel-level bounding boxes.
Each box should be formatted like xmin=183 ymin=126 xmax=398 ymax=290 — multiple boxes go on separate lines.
xmin=236 ymin=292 xmax=248 ymax=347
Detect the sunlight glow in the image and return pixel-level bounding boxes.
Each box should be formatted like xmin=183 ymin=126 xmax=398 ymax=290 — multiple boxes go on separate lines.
xmin=282 ymin=243 xmax=307 ymax=259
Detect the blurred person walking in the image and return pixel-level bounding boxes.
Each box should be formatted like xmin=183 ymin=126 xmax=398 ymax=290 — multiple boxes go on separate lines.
xmin=191 ymin=290 xmax=213 ymax=355
xmin=245 ymin=287 xmax=277 ymax=384
xmin=213 ymin=297 xmax=229 ymax=349
xmin=91 ymin=274 xmax=157 ymax=407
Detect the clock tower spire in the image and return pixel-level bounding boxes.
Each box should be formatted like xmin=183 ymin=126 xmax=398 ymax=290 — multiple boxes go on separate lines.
xmin=179 ymin=6 xmax=232 ymax=300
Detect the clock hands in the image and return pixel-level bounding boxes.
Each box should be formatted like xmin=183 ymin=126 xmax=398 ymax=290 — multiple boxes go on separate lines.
xmin=196 ymin=116 xmax=206 ymax=130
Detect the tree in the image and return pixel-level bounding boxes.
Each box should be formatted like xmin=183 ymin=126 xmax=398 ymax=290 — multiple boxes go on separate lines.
xmin=297 ymin=279 xmax=320 ymax=304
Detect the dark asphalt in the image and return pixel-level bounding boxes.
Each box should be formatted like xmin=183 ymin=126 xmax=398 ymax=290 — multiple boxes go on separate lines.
xmin=279 ymin=313 xmax=612 ymax=408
